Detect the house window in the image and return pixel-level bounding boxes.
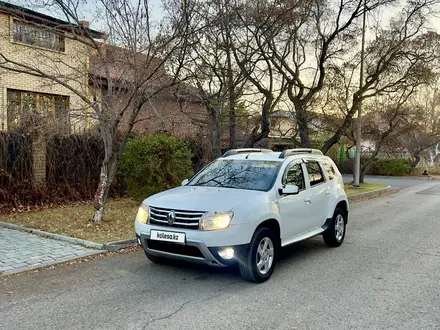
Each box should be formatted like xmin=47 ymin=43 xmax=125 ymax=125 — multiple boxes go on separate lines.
xmin=7 ymin=89 xmax=70 ymax=132
xmin=12 ymin=20 xmax=65 ymax=52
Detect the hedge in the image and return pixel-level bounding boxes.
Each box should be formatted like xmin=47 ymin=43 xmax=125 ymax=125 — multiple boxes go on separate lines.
xmin=339 ymin=157 xmax=412 ymax=176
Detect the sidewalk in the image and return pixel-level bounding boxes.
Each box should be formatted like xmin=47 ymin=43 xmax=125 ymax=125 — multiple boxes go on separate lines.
xmin=0 ymin=228 xmax=102 ymax=276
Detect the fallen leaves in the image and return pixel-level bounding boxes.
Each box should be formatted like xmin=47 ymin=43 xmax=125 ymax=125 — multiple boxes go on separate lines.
xmin=1 ymin=198 xmax=139 ymax=243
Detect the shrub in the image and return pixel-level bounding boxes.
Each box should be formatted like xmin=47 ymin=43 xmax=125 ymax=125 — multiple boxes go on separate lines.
xmin=121 ymin=135 xmax=194 ymax=200
xmin=339 ymin=157 xmax=411 ymax=176
xmin=371 ymin=158 xmax=411 ymax=176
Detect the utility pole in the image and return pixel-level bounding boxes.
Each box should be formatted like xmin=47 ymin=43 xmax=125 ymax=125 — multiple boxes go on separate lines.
xmin=353 ymin=0 xmax=367 ymax=187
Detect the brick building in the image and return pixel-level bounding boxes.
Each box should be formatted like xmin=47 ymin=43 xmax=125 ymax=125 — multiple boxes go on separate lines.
xmin=0 ymin=2 xmax=211 ymax=184
xmin=0 ymin=1 xmax=104 ymax=133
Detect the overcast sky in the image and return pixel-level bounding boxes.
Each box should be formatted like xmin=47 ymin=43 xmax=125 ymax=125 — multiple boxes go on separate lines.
xmin=9 ymin=0 xmax=440 ymax=35
xmin=8 ymin=0 xmax=166 ymax=32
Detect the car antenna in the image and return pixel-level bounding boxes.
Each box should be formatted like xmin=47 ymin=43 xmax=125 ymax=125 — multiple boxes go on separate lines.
xmin=245 ymin=153 xmax=251 ymax=159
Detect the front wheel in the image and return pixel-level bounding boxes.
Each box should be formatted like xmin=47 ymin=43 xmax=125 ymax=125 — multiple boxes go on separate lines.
xmin=239 ymin=227 xmax=278 ymax=283
xmin=323 ymin=207 xmax=346 ymax=247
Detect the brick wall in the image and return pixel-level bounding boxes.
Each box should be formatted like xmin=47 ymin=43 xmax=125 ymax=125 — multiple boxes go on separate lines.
xmin=0 ymin=12 xmax=91 ymax=133
xmin=133 ymin=95 xmax=210 ymax=139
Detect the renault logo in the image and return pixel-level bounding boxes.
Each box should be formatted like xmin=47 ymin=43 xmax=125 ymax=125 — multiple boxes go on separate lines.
xmin=167 ymin=211 xmax=176 ymax=225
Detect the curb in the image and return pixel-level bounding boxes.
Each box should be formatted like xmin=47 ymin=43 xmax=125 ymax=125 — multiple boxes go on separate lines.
xmin=0 ymin=221 xmax=138 ymax=251
xmin=0 ymin=222 xmax=107 ymax=249
xmin=345 ymin=175 xmax=439 ymax=181
xmin=103 ymin=238 xmax=138 ymax=251
xmin=348 ymin=185 xmax=392 ymax=202
xmin=1 ymin=250 xmax=104 ymax=277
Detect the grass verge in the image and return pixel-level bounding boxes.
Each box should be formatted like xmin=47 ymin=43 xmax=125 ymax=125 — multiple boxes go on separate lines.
xmin=344 ymin=183 xmax=388 ymax=197
xmin=1 ymin=199 xmax=139 ymax=244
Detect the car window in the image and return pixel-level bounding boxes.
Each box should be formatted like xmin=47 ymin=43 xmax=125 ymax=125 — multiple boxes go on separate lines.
xmin=322 ymin=160 xmax=336 ymax=180
xmin=306 ymin=160 xmax=325 ymax=186
xmin=188 ymin=159 xmax=282 ymax=191
xmin=282 ymin=163 xmax=305 ymax=190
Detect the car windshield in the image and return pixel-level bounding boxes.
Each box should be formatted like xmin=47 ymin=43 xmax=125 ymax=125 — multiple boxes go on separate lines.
xmin=188 ymin=159 xmax=281 ymax=191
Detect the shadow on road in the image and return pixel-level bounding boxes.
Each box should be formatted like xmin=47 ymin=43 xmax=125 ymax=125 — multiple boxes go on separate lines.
xmin=136 ymin=237 xmax=329 ymax=283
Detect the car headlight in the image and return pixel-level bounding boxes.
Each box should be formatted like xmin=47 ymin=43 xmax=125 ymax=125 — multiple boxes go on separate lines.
xmin=136 ymin=204 xmax=149 ymax=224
xmin=200 ymin=211 xmax=233 ymax=231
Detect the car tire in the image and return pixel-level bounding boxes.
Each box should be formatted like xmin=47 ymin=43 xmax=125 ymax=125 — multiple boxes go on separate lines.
xmin=144 ymin=249 xmax=166 ymax=264
xmin=239 ymin=227 xmax=278 ymax=283
xmin=323 ymin=207 xmax=346 ymax=247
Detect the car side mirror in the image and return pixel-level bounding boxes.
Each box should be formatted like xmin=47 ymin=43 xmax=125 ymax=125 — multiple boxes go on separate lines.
xmin=280 ymin=184 xmax=299 ymax=195
xmin=181 ymin=179 xmax=189 ymax=186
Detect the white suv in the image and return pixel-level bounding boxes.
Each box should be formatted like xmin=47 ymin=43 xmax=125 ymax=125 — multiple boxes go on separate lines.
xmin=134 ymin=148 xmax=348 ymax=283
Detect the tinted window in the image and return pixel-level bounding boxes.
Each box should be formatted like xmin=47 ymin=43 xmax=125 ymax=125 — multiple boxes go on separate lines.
xmin=306 ymin=161 xmax=325 ymax=186
xmin=322 ymin=160 xmax=336 ymax=180
xmin=283 ymin=163 xmax=305 ymax=190
xmin=189 ymin=160 xmax=281 ymax=191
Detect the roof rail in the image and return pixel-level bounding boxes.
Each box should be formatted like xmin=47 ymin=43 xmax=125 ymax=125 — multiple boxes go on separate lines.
xmin=222 ymin=148 xmax=273 ymax=157
xmin=279 ymin=148 xmax=323 ymax=158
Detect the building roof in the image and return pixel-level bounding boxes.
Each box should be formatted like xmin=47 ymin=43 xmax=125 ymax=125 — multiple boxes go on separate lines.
xmin=270 ymin=110 xmax=296 ymax=120
xmin=0 ymin=1 xmax=104 ymax=39
xmin=89 ymin=43 xmax=201 ymax=103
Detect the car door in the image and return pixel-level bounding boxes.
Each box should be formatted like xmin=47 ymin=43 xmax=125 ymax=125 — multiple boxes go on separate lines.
xmin=304 ymin=159 xmax=329 ymax=229
xmin=278 ymin=160 xmax=313 ymax=243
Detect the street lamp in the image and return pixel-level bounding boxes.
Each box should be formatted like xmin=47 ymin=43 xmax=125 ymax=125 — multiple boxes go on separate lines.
xmin=353 ymin=0 xmax=367 ymax=187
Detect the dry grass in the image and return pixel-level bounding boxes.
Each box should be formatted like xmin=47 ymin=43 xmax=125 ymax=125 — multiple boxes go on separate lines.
xmin=1 ymin=199 xmax=139 ymax=244
xmin=344 ymin=183 xmax=388 ymax=197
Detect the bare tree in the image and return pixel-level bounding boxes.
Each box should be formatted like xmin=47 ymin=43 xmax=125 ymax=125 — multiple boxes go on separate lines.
xmin=321 ymin=0 xmax=440 ymax=153
xmin=349 ymin=91 xmax=422 ymax=182
xmin=182 ymin=0 xmax=250 ymax=156
xmin=229 ymin=0 xmax=290 ymax=147
xmin=237 ymin=0 xmax=393 ymax=148
xmin=0 ymin=0 xmax=198 ymax=222
xmin=401 ymin=81 xmax=440 ymax=168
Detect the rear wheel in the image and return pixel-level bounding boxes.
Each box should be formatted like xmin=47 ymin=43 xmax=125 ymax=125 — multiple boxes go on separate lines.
xmin=323 ymin=207 xmax=346 ymax=247
xmin=239 ymin=227 xmax=277 ymax=283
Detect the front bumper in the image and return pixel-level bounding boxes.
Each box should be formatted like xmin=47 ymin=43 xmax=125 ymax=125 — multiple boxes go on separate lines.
xmin=137 ymin=232 xmax=249 ymax=267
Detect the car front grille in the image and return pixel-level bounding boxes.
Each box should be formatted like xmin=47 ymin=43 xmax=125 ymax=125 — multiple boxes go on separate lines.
xmin=149 ymin=206 xmax=204 ymax=230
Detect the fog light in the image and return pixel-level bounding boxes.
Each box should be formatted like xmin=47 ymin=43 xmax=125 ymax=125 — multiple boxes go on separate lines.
xmin=218 ymin=247 xmax=234 ymax=260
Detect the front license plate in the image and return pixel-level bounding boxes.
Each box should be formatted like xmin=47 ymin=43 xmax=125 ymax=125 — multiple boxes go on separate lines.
xmin=150 ymin=230 xmax=185 ymax=244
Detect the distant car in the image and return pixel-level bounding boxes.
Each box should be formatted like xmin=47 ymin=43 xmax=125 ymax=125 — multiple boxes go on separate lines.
xmin=135 ymin=148 xmax=349 ymax=283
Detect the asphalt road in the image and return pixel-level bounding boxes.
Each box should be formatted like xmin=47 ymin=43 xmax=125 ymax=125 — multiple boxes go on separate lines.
xmin=2 ymin=181 xmax=440 ymax=330
xmin=343 ymin=174 xmax=431 ymax=189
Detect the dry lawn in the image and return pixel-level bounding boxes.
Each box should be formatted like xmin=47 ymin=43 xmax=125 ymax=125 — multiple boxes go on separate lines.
xmin=1 ymin=199 xmax=139 ymax=244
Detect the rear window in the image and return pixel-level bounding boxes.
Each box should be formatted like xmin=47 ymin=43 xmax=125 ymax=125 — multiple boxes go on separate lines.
xmin=305 ymin=161 xmax=325 ymax=186
xmin=322 ymin=160 xmax=336 ymax=180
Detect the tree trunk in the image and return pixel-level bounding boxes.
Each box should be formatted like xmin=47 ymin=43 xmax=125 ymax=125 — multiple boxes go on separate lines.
xmin=228 ymin=100 xmax=236 ymax=149
xmin=212 ymin=105 xmax=222 ymax=158
xmin=245 ymin=94 xmax=273 ymax=147
xmin=226 ymin=40 xmax=236 ymax=149
xmin=293 ymin=101 xmax=311 ymax=148
xmin=321 ymin=99 xmax=360 ymax=154
xmin=360 ymin=160 xmax=374 ymax=184
xmin=92 ymin=122 xmax=120 ymax=223
xmin=411 ymin=154 xmax=421 ymax=169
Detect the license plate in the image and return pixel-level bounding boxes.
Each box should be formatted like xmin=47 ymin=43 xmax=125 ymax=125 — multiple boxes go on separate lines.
xmin=150 ymin=230 xmax=185 ymax=244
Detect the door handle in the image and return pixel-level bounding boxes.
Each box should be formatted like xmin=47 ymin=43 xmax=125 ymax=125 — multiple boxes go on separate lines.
xmin=304 ymin=198 xmax=312 ymax=204
xmin=325 ymin=191 xmax=331 ymax=196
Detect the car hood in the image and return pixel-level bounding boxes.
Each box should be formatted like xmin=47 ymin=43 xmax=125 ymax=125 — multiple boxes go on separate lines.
xmin=143 ymin=186 xmax=264 ymax=212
